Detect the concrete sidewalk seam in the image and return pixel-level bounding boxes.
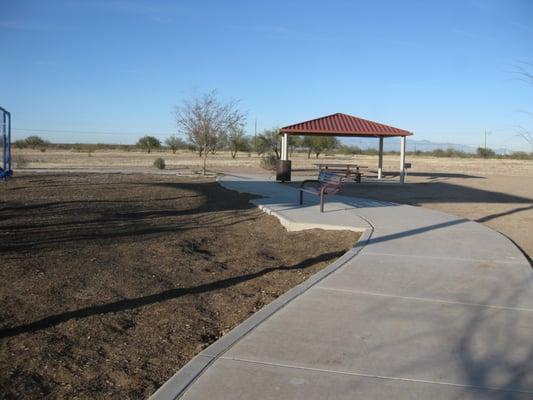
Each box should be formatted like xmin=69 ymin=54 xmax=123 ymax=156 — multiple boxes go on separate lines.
xmin=361 ymin=251 xmax=528 ymax=265
xmin=150 ymin=226 xmax=374 ymax=400
xmin=315 ymin=286 xmax=533 ymax=312
xmin=219 ymin=357 xmax=533 ymax=395
xmin=153 ymin=175 xmax=533 ymax=399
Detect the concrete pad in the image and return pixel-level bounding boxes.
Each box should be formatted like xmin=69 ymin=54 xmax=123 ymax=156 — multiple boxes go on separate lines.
xmin=318 ymin=253 xmax=533 ymax=309
xmin=363 ymin=224 xmax=525 ymax=262
xmin=223 ymin=288 xmax=533 ymax=392
xmin=180 ymin=358 xmax=533 ymax=400
xmin=152 ymin=174 xmax=533 ymax=399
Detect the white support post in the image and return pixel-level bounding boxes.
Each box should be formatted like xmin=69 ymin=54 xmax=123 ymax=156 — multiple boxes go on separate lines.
xmin=399 ymin=136 xmax=406 ymax=184
xmin=378 ymin=137 xmax=384 ymax=180
xmin=281 ymin=133 xmax=289 ymax=161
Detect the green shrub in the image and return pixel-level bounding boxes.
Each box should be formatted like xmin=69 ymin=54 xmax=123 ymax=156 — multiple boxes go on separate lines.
xmin=153 ymin=157 xmax=166 ymax=169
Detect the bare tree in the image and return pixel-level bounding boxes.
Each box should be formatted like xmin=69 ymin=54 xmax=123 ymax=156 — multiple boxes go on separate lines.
xmin=165 ymin=135 xmax=186 ymax=154
xmin=227 ymin=128 xmax=249 ymax=158
xmin=303 ymin=136 xmax=339 ymax=158
xmin=257 ymin=128 xmax=281 ymax=159
xmin=174 ymin=90 xmax=246 ymax=174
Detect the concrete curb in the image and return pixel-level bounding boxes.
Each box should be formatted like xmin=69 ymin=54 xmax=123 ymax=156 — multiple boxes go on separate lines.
xmin=150 ymin=221 xmax=373 ymax=400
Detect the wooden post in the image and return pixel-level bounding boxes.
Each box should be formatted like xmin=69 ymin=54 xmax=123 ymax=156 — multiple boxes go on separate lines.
xmin=400 ymin=136 xmax=406 ymax=184
xmin=378 ymin=137 xmax=384 ymax=179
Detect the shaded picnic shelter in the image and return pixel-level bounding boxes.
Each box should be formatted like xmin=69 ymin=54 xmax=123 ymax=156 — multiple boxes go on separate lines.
xmin=279 ymin=113 xmax=413 ymax=183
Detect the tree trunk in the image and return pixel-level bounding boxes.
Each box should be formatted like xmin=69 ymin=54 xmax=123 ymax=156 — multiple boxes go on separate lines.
xmin=307 ymin=149 xmax=311 ymax=159
xmin=315 ymin=152 xmax=320 ymax=158
xmin=202 ymin=147 xmax=208 ymax=175
xmin=172 ymin=149 xmax=176 ymax=154
xmin=231 ymin=149 xmax=237 ymax=159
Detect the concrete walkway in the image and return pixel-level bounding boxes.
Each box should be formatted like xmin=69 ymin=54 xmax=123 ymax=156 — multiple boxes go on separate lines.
xmin=152 ymin=173 xmax=533 ymax=399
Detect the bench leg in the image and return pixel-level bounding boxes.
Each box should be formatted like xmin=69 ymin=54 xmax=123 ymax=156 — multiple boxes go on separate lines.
xmin=299 ymin=190 xmax=303 ymax=205
xmin=320 ymin=191 xmax=324 ymax=213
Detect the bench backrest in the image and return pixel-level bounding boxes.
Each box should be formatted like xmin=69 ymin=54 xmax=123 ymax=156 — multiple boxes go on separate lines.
xmin=318 ymin=171 xmax=344 ymax=187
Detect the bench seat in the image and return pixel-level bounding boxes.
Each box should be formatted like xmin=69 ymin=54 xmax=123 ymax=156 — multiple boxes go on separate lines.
xmin=298 ymin=171 xmax=345 ymax=212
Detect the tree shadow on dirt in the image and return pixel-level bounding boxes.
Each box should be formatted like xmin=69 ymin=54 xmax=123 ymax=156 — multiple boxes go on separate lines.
xmin=0 ymin=181 xmax=261 ymax=252
xmin=0 ymin=250 xmax=344 ymax=338
xmin=340 ymin=179 xmax=533 ymax=233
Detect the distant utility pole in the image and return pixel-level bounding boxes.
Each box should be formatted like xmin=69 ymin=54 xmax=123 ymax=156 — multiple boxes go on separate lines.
xmin=254 ymin=118 xmax=257 ymax=137
xmin=484 ymin=130 xmax=491 ymax=149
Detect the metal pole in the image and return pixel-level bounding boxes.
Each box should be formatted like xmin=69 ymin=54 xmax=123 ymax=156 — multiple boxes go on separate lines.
xmin=2 ymin=110 xmax=6 ymax=172
xmin=378 ymin=137 xmax=384 ymax=179
xmin=281 ymin=133 xmax=290 ymax=160
xmin=400 ymin=136 xmax=406 ymax=184
xmin=7 ymin=111 xmax=11 ymax=172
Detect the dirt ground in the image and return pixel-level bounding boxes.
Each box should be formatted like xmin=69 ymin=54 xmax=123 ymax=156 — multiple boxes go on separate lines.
xmin=0 ymin=173 xmax=358 ymax=399
xmin=11 ymin=148 xmax=533 ymax=260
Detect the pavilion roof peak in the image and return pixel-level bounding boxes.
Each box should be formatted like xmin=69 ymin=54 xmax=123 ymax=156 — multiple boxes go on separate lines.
xmin=280 ymin=113 xmax=412 ymax=137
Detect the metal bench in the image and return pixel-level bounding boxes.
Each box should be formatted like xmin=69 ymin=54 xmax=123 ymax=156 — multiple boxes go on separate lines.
xmin=314 ymin=163 xmax=367 ymax=183
xmin=299 ymin=171 xmax=345 ymax=212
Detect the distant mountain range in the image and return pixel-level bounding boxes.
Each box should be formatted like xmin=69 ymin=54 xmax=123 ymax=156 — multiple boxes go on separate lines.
xmin=343 ymin=137 xmax=509 ymax=154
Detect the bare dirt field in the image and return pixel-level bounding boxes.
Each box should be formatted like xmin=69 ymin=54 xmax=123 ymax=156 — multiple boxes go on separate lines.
xmin=12 ymin=148 xmax=532 ymax=262
xmin=0 ymin=173 xmax=358 ymax=399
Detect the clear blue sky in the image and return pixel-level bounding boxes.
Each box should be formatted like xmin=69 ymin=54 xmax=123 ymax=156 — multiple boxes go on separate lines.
xmin=1 ymin=0 xmax=532 ymax=151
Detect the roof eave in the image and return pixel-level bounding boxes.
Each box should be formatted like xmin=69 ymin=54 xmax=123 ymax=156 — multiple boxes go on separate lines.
xmin=279 ymin=129 xmax=413 ymax=137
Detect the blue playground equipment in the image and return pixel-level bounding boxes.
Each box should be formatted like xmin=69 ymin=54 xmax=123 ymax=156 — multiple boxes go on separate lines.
xmin=1 ymin=106 xmax=13 ymax=180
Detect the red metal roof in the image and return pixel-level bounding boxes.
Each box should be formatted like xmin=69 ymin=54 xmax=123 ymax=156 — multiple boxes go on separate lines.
xmin=280 ymin=113 xmax=412 ymax=137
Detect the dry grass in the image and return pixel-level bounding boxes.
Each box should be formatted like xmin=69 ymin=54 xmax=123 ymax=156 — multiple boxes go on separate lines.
xmin=12 ymin=148 xmax=533 ymax=177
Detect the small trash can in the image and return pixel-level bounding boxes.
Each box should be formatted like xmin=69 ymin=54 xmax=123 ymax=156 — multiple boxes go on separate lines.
xmin=276 ymin=160 xmax=291 ymax=182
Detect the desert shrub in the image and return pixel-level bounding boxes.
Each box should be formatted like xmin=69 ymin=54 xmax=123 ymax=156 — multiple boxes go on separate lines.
xmin=153 ymin=157 xmax=166 ymax=169
xmin=259 ymin=154 xmax=277 ymax=170
xmin=507 ymin=151 xmax=533 ymax=160
xmin=429 ymin=148 xmax=470 ymax=158
xmin=73 ymin=144 xmax=96 ymax=156
xmin=362 ymin=148 xmax=378 ymax=156
xmin=39 ymin=147 xmax=46 ymax=152
xmin=476 ymin=147 xmax=495 ymax=158
xmin=25 ymin=135 xmax=49 ymax=149
xmin=337 ymin=144 xmax=362 ymax=155
xmin=13 ymin=140 xmax=27 ymax=149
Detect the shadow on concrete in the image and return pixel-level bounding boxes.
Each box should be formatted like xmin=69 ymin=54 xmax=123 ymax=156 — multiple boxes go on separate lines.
xmin=356 ymin=285 xmax=533 ymax=398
